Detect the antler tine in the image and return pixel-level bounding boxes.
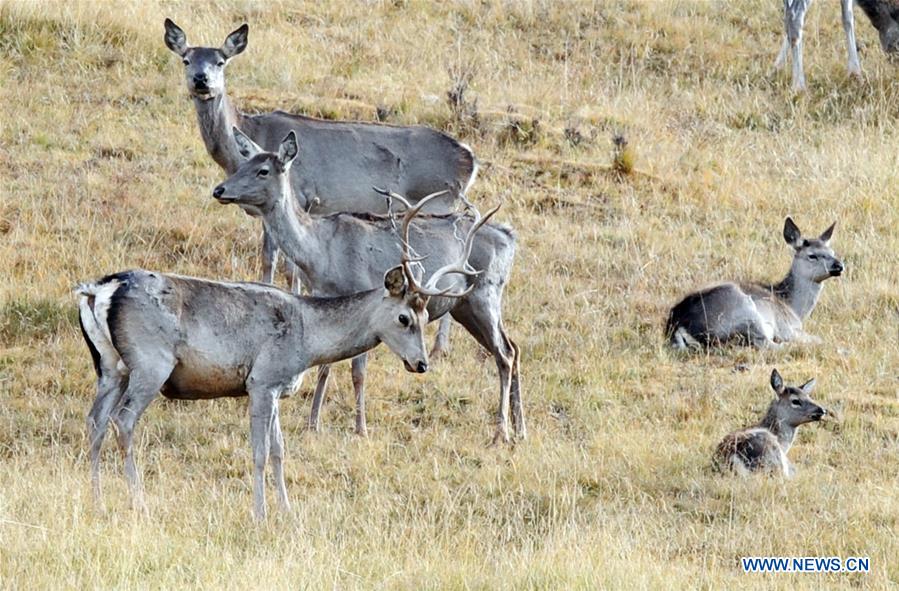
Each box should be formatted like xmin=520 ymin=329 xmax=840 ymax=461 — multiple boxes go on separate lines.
xmin=416 ymin=202 xmax=501 ymax=298
xmin=398 ymin=190 xmax=449 ymax=289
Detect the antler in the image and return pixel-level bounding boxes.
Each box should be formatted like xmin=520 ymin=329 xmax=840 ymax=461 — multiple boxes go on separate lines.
xmin=373 ymin=187 xmax=499 ymax=299
xmin=415 ymin=202 xmax=499 ymax=298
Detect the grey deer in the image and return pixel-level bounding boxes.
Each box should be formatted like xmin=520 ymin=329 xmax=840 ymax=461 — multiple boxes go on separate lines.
xmin=213 ymin=129 xmax=524 ymax=444
xmin=776 ymin=0 xmax=899 ymax=91
xmin=163 ymin=18 xmax=477 ymax=356
xmin=77 ymin=218 xmax=481 ymax=520
xmin=714 ymin=369 xmax=827 ymax=477
xmin=667 ymin=217 xmax=843 ymax=349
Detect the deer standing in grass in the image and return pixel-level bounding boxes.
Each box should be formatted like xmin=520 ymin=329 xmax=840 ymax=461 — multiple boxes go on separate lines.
xmin=163 ymin=18 xmax=478 ymax=357
xmin=776 ymin=0 xmax=899 ymax=91
xmin=77 ymin=201 xmax=484 ymax=520
xmin=667 ymin=217 xmax=844 ymax=349
xmin=714 ymin=369 xmax=827 ymax=477
xmin=213 ymin=129 xmax=524 ymax=443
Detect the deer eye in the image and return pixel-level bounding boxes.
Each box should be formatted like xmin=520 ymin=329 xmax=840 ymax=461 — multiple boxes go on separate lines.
xmin=217 ymin=60 xmax=225 ymax=67
xmin=790 ymin=398 xmax=801 ymax=407
xmin=182 ymin=58 xmax=190 ymax=65
xmin=398 ymin=314 xmax=410 ymax=327
xmin=257 ymin=168 xmax=269 ymax=177
xmin=808 ymin=254 xmax=819 ymax=260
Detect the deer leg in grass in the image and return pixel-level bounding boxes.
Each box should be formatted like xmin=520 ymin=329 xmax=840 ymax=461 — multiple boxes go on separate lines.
xmin=508 ymin=338 xmax=526 ymax=440
xmin=268 ymin=399 xmax=290 ymax=512
xmin=451 ymin=300 xmax=514 ymax=445
xmin=261 ymin=228 xmax=280 ymax=285
xmin=249 ymin=388 xmax=277 ymax=522
xmin=308 ymin=364 xmax=331 ymax=432
xmin=352 ymin=354 xmax=369 ymax=436
xmin=842 ymin=0 xmax=862 ymax=76
xmin=87 ymin=375 xmax=125 ymax=502
xmin=110 ymin=362 xmax=174 ymax=511
xmin=430 ymin=316 xmax=453 ymax=359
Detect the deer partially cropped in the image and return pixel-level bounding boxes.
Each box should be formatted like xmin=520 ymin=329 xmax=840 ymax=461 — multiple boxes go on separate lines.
xmin=213 ymin=129 xmax=524 ymax=444
xmin=667 ymin=217 xmax=843 ymax=349
xmin=77 ymin=208 xmax=482 ymax=519
xmin=163 ymin=19 xmax=477 ymax=357
xmin=714 ymin=369 xmax=827 ymax=477
xmin=776 ymin=0 xmax=899 ymax=91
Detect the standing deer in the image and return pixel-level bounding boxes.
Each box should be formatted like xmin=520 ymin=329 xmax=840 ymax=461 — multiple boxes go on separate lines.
xmin=163 ymin=18 xmax=477 ymax=357
xmin=776 ymin=0 xmax=899 ymax=91
xmin=77 ymin=216 xmax=481 ymax=520
xmin=212 ymin=129 xmax=524 ymax=444
xmin=667 ymin=217 xmax=843 ymax=349
xmin=714 ymin=369 xmax=827 ymax=477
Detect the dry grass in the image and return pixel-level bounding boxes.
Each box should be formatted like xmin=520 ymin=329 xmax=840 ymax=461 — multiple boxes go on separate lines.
xmin=1 ymin=0 xmax=898 ymax=588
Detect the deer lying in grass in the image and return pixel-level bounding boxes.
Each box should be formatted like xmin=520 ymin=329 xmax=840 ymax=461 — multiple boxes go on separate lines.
xmin=213 ymin=129 xmax=524 ymax=443
xmin=714 ymin=369 xmax=826 ymax=477
xmin=77 ymin=205 xmax=483 ymax=519
xmin=163 ymin=19 xmax=477 ymax=357
xmin=776 ymin=0 xmax=899 ymax=91
xmin=667 ymin=217 xmax=843 ymax=349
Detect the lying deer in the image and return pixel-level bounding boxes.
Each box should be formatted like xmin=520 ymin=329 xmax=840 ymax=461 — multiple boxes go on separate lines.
xmin=163 ymin=19 xmax=477 ymax=356
xmin=714 ymin=369 xmax=827 ymax=477
xmin=667 ymin=217 xmax=843 ymax=349
xmin=213 ymin=129 xmax=524 ymax=444
xmin=77 ymin=199 xmax=485 ymax=520
xmin=776 ymin=0 xmax=899 ymax=91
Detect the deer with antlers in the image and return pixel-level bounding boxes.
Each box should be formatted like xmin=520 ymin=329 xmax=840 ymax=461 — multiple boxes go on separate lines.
xmin=76 ymin=193 xmax=491 ymax=520
xmin=212 ymin=129 xmax=524 ymax=444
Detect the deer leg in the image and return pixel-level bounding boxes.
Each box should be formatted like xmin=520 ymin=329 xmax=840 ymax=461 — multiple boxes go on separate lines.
xmin=352 ymin=354 xmax=369 ymax=436
xmin=451 ymin=299 xmax=515 ymax=446
xmin=261 ymin=227 xmax=279 ymax=285
xmin=785 ymin=0 xmax=810 ymax=91
xmin=248 ymin=388 xmax=277 ymax=522
xmin=842 ymin=0 xmax=861 ymax=76
xmin=508 ymin=337 xmax=526 ymax=440
xmin=430 ymin=316 xmax=453 ymax=360
xmin=110 ymin=362 xmax=173 ymax=511
xmin=286 ymin=259 xmax=302 ymax=295
xmin=268 ymin=398 xmax=290 ymax=512
xmin=308 ymin=364 xmax=331 ymax=432
xmin=87 ymin=372 xmax=126 ymax=503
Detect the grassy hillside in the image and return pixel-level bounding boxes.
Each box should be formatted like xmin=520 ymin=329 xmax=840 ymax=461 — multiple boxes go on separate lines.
xmin=1 ymin=0 xmax=897 ymax=588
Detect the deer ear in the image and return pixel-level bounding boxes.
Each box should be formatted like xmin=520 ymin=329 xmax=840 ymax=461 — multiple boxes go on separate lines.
xmin=783 ymin=217 xmax=802 ymax=249
xmin=221 ymin=23 xmax=249 ymax=58
xmin=232 ymin=126 xmax=261 ymax=159
xmin=278 ymin=131 xmax=298 ymax=167
xmin=799 ymin=378 xmax=817 ymax=395
xmin=383 ymin=265 xmax=407 ymax=297
xmin=164 ymin=18 xmax=188 ymax=56
xmin=819 ymin=222 xmax=836 ymax=243
xmin=770 ymin=369 xmax=784 ymax=394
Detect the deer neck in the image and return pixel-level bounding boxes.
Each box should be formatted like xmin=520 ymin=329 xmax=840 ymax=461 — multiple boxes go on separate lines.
xmin=773 ymin=270 xmax=821 ymax=320
xmin=758 ymin=406 xmax=796 ymax=453
xmin=263 ymin=182 xmax=324 ymax=283
xmin=301 ymin=289 xmax=383 ymax=366
xmin=194 ymin=92 xmax=244 ymax=174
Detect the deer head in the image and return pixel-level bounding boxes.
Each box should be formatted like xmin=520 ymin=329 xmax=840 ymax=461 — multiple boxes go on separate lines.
xmin=164 ymin=19 xmax=248 ymax=100
xmin=783 ymin=217 xmax=844 ymax=283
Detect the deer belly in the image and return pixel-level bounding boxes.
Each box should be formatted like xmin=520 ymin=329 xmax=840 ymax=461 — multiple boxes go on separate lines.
xmin=162 ymin=355 xmax=250 ymax=400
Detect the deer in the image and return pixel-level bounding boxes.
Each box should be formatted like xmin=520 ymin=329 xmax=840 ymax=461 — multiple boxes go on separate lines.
xmin=667 ymin=217 xmax=844 ymax=349
xmin=714 ymin=369 xmax=827 ymax=477
xmin=163 ymin=19 xmax=478 ymax=359
xmin=212 ymin=128 xmax=524 ymax=444
xmin=76 ymin=201 xmax=487 ymax=520
xmin=776 ymin=0 xmax=899 ymax=91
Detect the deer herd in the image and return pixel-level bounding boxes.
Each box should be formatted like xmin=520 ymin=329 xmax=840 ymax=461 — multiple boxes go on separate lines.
xmin=78 ymin=11 xmax=853 ymax=519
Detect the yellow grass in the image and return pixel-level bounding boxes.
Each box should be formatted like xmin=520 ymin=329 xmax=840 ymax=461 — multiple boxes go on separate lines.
xmin=1 ymin=0 xmax=898 ymax=588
